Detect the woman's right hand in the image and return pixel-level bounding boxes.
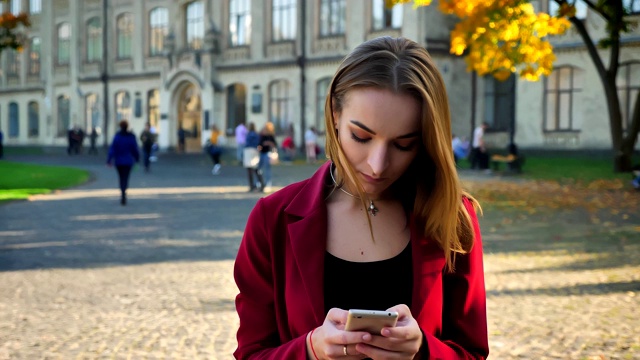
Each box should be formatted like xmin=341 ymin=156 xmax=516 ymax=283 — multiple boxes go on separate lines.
xmin=307 ymin=308 xmax=369 ymax=359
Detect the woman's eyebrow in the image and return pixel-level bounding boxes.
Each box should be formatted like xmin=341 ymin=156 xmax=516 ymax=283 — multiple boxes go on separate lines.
xmin=350 ymin=120 xmax=420 ymax=139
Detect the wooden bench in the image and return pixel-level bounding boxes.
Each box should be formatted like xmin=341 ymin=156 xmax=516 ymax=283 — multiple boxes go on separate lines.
xmin=491 ymin=153 xmax=525 ymax=173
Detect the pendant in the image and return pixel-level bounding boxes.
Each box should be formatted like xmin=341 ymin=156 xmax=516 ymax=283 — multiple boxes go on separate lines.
xmin=368 ymin=200 xmax=379 ymax=216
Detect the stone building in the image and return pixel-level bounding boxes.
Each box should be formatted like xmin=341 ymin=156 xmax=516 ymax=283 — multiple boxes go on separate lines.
xmin=0 ymin=0 xmax=638 ymax=153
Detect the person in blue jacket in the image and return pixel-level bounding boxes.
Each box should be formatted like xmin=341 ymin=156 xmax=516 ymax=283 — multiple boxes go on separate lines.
xmin=107 ymin=120 xmax=140 ymax=205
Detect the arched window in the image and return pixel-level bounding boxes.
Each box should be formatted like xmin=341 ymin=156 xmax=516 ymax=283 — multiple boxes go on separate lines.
xmin=147 ymin=89 xmax=160 ymax=129
xmin=544 ymin=66 xmax=582 ymax=132
xmin=30 ymin=0 xmax=41 ymax=14
xmin=320 ymin=0 xmax=345 ymax=36
xmin=85 ymin=93 xmax=100 ymax=131
xmin=316 ymin=78 xmax=331 ymax=133
xmin=28 ymin=101 xmax=39 ymax=137
xmin=115 ymin=91 xmax=131 ymax=123
xmin=149 ymin=7 xmax=169 ymax=56
xmin=229 ymin=0 xmax=251 ymax=46
xmin=57 ymin=22 xmax=71 ymax=65
xmin=57 ymin=95 xmax=71 ymax=137
xmin=9 ymin=102 xmax=19 ymax=138
xmin=6 ymin=49 xmax=20 ymax=78
xmin=272 ymin=0 xmax=296 ymax=41
xmin=86 ymin=17 xmax=102 ymax=62
xmin=186 ymin=1 xmax=204 ymax=49
xmin=372 ymin=0 xmax=402 ymax=30
xmin=269 ymin=79 xmax=292 ymax=133
xmin=28 ymin=37 xmax=40 ymax=76
xmin=117 ymin=13 xmax=133 ymax=59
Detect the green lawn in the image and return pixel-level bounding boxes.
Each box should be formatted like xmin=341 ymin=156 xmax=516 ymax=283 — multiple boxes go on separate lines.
xmin=0 ymin=161 xmax=89 ymax=203
xmin=521 ymin=155 xmax=635 ymax=183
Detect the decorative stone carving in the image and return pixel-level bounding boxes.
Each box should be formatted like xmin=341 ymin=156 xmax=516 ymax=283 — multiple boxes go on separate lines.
xmin=266 ymin=42 xmax=295 ymax=59
xmin=223 ymin=47 xmax=250 ymax=61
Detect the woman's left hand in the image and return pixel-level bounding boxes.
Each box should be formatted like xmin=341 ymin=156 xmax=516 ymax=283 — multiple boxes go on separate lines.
xmin=355 ymin=304 xmax=423 ymax=359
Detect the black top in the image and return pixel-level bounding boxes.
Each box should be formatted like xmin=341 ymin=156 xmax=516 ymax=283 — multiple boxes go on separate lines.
xmin=324 ymin=243 xmax=413 ymax=314
xmin=259 ymin=134 xmax=277 ymax=153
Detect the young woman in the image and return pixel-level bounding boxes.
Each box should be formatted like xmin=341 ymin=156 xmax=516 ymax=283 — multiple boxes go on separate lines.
xmin=257 ymin=122 xmax=278 ymax=192
xmin=234 ymin=36 xmax=488 ymax=359
xmin=106 ymin=120 xmax=139 ymax=205
xmin=209 ymin=124 xmax=223 ymax=175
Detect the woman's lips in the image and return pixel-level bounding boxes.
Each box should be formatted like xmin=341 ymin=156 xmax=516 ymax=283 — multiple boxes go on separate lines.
xmin=361 ymin=173 xmax=384 ymax=184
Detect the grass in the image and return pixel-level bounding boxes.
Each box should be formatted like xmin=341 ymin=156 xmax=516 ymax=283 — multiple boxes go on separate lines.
xmin=0 ymin=161 xmax=89 ymax=203
xmin=461 ymin=153 xmax=638 ymax=184
xmin=521 ymin=155 xmax=636 ymax=183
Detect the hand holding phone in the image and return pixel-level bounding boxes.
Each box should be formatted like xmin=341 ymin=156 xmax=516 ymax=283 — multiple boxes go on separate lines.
xmin=344 ymin=309 xmax=399 ymax=334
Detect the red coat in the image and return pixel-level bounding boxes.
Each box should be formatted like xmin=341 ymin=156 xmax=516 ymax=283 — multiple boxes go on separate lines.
xmin=234 ymin=162 xmax=489 ymax=359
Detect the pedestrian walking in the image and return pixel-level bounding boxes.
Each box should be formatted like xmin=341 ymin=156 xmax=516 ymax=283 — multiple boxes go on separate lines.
xmin=106 ymin=120 xmax=140 ymax=205
xmin=208 ymin=124 xmax=223 ymax=175
xmin=243 ymin=122 xmax=264 ymax=192
xmin=304 ymin=126 xmax=318 ymax=163
xmin=177 ymin=126 xmax=186 ymax=153
xmin=140 ymin=122 xmax=155 ymax=172
xmin=235 ymin=121 xmax=248 ymax=166
xmin=88 ymin=127 xmax=99 ymax=155
xmin=471 ymin=122 xmax=490 ymax=171
xmin=234 ymin=36 xmax=488 ymax=359
xmin=257 ymin=122 xmax=277 ymax=192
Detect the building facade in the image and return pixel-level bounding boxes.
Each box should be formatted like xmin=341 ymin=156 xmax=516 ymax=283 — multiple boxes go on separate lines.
xmin=0 ymin=0 xmax=638 ymax=153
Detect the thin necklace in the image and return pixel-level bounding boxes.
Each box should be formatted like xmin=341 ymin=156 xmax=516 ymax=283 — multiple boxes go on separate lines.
xmin=330 ymin=164 xmax=379 ymax=216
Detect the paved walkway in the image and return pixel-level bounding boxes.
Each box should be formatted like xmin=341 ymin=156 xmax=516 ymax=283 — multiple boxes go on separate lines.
xmin=0 ymin=153 xmax=638 ymax=359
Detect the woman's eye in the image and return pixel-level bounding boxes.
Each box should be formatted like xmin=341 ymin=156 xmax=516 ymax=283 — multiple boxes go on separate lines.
xmin=394 ymin=142 xmax=415 ymax=152
xmin=351 ymin=133 xmax=370 ymax=144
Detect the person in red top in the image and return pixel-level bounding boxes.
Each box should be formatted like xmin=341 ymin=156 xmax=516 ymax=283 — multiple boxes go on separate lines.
xmin=281 ymin=135 xmax=296 ymax=162
xmin=234 ymin=36 xmax=488 ymax=359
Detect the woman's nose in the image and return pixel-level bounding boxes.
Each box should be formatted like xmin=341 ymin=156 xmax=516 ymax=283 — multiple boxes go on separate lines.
xmin=367 ymin=143 xmax=389 ymax=176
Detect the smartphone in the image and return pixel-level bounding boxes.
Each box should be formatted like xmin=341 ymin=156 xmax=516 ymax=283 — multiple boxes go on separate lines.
xmin=344 ymin=309 xmax=399 ymax=333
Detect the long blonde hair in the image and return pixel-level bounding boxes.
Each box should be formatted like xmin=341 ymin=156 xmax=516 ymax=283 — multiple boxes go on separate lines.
xmin=324 ymin=36 xmax=480 ymax=272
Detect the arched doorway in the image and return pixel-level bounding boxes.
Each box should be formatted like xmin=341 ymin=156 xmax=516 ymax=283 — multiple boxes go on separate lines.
xmin=178 ymin=83 xmax=202 ymax=152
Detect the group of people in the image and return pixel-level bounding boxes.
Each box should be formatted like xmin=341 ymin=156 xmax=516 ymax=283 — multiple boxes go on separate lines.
xmin=234 ymin=121 xmax=278 ymax=192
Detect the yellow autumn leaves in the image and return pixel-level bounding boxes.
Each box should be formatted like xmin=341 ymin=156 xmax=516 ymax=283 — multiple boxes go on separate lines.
xmin=389 ymin=0 xmax=572 ymax=81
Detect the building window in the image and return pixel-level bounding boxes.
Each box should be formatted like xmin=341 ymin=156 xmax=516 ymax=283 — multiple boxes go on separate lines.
xmin=372 ymin=0 xmax=402 ymax=30
xmin=229 ymin=0 xmax=251 ymax=46
xmin=548 ymin=0 xmax=588 ymax=19
xmin=30 ymin=0 xmax=41 ymax=14
xmin=115 ymin=91 xmax=131 ymax=123
xmin=624 ymin=0 xmax=640 ymax=15
xmin=269 ymin=79 xmax=292 ymax=133
xmin=186 ymin=1 xmax=204 ymax=50
xmin=10 ymin=0 xmax=21 ymax=14
xmin=117 ymin=13 xmax=133 ymax=59
xmin=483 ymin=74 xmax=515 ymax=132
xmin=87 ymin=17 xmax=102 ymax=63
xmin=57 ymin=95 xmax=70 ymax=137
xmin=320 ymin=0 xmax=345 ymax=37
xmin=6 ymin=49 xmax=20 ymax=78
xmin=148 ymin=89 xmax=159 ymax=129
xmin=85 ymin=93 xmax=100 ymax=132
xmin=28 ymin=101 xmax=39 ymax=137
xmin=149 ymin=7 xmax=169 ymax=56
xmin=9 ymin=102 xmax=19 ymax=138
xmin=544 ymin=66 xmax=581 ymax=132
xmin=272 ymin=0 xmax=296 ymax=42
xmin=57 ymin=22 xmax=71 ymax=65
xmin=617 ymin=62 xmax=640 ymax=132
xmin=28 ymin=37 xmax=40 ymax=76
xmin=316 ymin=78 xmax=331 ymax=132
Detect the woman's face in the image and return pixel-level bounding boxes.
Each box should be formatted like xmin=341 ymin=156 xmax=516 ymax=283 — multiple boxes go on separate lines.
xmin=333 ymin=87 xmax=421 ymax=198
